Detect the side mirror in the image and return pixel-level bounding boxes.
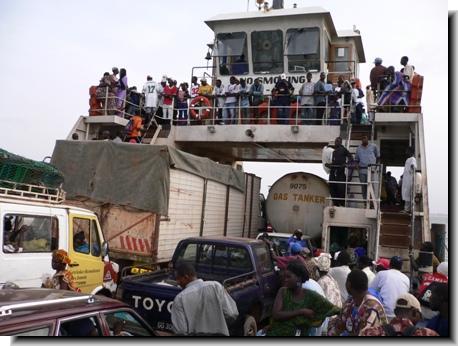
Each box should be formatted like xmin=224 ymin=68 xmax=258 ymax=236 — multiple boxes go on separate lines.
xmin=101 ymin=241 xmax=109 ymax=258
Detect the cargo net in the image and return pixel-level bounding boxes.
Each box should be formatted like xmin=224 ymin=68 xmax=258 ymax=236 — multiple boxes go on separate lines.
xmin=0 ymin=149 xmax=65 ymax=203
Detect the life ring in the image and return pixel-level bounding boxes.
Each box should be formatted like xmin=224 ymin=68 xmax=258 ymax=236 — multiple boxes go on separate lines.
xmin=189 ymin=96 xmax=212 ymax=120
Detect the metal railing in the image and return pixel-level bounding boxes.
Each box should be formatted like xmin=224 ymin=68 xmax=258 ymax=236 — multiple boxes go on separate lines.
xmin=326 ymin=164 xmax=382 ymax=211
xmin=0 ymin=179 xmax=66 ymax=204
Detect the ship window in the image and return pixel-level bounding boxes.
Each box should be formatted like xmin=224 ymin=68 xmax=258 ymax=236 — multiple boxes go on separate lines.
xmin=215 ymin=32 xmax=248 ymax=76
xmin=251 ymin=30 xmax=283 ymax=74
xmin=286 ymin=28 xmax=320 ymax=73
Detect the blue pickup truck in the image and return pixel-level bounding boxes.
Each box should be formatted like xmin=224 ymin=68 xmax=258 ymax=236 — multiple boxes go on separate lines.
xmin=116 ymin=236 xmax=280 ymax=336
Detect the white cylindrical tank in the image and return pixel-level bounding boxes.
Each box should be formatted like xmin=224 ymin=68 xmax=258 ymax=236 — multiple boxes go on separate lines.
xmin=265 ymin=172 xmax=330 ymax=238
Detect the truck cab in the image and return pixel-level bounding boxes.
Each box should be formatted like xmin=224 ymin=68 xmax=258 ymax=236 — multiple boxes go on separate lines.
xmin=0 ymin=180 xmax=114 ymax=295
xmin=117 ymin=236 xmax=280 ymax=335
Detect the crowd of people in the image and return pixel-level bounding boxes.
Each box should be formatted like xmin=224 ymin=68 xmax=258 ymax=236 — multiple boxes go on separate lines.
xmin=88 ymin=56 xmax=418 ymax=132
xmin=254 ymin=229 xmax=448 ymax=337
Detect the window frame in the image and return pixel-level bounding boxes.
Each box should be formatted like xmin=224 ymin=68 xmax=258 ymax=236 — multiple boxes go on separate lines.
xmin=285 ymin=27 xmax=321 ymax=73
xmin=100 ymin=308 xmax=155 ymax=337
xmin=2 ymin=213 xmax=59 ymax=254
xmin=56 ymin=312 xmax=103 ymax=336
xmin=215 ymin=32 xmax=249 ymax=76
xmin=251 ymin=29 xmax=284 ymax=74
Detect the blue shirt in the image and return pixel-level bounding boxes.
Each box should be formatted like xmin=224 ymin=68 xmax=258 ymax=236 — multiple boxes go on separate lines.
xmin=355 ymin=143 xmax=379 ymax=168
xmin=426 ymin=315 xmax=448 ymax=337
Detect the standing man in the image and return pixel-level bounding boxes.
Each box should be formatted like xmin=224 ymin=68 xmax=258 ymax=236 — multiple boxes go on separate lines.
xmin=384 ymin=171 xmax=398 ymax=206
xmin=272 ymin=74 xmax=294 ymax=125
xmin=313 ymin=72 xmax=327 ymax=125
xmin=369 ymin=57 xmax=387 ymax=93
xmin=198 ymin=77 xmax=213 ymax=97
xmin=400 ymin=56 xmax=414 ymax=82
xmin=213 ymin=79 xmax=225 ymax=124
xmin=190 ymin=76 xmax=200 ymax=99
xmin=369 ymin=256 xmax=410 ymax=320
xmin=163 ymin=78 xmax=177 ymax=125
xmin=249 ymin=78 xmax=264 ymax=123
xmin=327 ymin=137 xmax=352 ymax=206
xmin=299 ymin=72 xmax=315 ymax=125
xmin=401 ymin=147 xmax=417 ymax=213
xmin=142 ymin=76 xmax=158 ymax=127
xmin=355 ymin=135 xmax=380 ymax=204
xmin=223 ymin=76 xmax=239 ymax=124
xmin=171 ymin=262 xmax=239 ymax=336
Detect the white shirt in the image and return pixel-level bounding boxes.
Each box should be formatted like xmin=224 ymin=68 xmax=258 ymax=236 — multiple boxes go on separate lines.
xmin=362 ymin=266 xmax=376 ymax=286
xmin=402 ymin=156 xmax=417 ymax=201
xmin=156 ymin=84 xmax=164 ymax=107
xmin=190 ymin=83 xmax=200 ymax=98
xmin=142 ymin=81 xmax=158 ymax=108
xmin=403 ymin=64 xmax=414 ymax=82
xmin=299 ymin=81 xmax=315 ymax=105
xmin=328 ymin=265 xmax=351 ymax=304
xmin=369 ymin=269 xmax=410 ymax=318
xmin=224 ymin=83 xmax=239 ymax=104
xmin=322 ymin=145 xmax=334 ymax=175
xmin=213 ymin=84 xmax=225 ymax=107
xmin=171 ymin=279 xmax=239 ymax=336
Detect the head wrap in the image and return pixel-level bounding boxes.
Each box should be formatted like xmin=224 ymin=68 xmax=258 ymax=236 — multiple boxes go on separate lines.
xmin=52 ymin=249 xmax=71 ymax=265
xmin=314 ymin=253 xmax=332 ymax=272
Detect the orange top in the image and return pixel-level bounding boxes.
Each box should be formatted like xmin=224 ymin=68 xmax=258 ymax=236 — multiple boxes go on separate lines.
xmin=130 ymin=115 xmax=143 ymax=137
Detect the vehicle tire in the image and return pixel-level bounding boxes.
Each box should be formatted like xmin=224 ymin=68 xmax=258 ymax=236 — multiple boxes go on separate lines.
xmin=243 ymin=315 xmax=257 ymax=336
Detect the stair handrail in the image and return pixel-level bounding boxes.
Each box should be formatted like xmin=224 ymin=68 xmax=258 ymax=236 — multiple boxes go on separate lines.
xmin=409 ymin=165 xmax=416 ymax=291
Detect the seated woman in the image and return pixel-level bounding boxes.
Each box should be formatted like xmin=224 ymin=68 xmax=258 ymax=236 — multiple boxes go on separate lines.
xmin=266 ymin=261 xmax=341 ymax=336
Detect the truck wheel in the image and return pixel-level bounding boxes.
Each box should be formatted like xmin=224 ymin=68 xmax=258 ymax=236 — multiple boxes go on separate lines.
xmin=243 ymin=315 xmax=257 ymax=336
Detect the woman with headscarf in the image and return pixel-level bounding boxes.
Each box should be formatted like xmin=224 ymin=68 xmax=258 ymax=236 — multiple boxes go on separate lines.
xmin=42 ymin=249 xmax=80 ymax=292
xmin=266 ymin=261 xmax=340 ymax=336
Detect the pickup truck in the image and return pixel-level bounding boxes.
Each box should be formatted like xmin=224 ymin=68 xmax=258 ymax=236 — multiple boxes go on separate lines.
xmin=116 ymin=236 xmax=280 ymax=336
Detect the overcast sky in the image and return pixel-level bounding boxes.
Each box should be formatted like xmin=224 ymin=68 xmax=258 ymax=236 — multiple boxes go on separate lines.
xmin=0 ymin=0 xmax=450 ymax=215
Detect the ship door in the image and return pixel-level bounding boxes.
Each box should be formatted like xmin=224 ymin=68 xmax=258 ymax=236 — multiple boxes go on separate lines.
xmin=328 ymin=45 xmax=354 ymax=83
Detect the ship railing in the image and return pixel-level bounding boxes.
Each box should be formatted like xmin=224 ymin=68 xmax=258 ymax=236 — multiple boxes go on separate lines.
xmin=89 ymin=88 xmax=144 ymax=119
xmin=325 ymin=164 xmax=382 ymax=213
xmin=148 ymin=95 xmax=357 ymax=126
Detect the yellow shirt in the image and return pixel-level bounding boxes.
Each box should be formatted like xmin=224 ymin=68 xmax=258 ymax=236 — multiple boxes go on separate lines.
xmin=198 ymin=84 xmax=213 ymax=96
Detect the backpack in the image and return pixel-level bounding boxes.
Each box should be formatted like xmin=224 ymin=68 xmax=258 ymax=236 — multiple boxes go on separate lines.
xmin=382 ymin=324 xmax=418 ymax=336
xmin=358 ymin=88 xmax=365 ymax=98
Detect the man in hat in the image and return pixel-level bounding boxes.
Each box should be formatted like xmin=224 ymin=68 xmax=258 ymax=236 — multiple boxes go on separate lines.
xmin=360 ymin=293 xmax=439 ymax=336
xmin=198 ymin=77 xmax=213 ymax=97
xmin=369 ymin=256 xmax=410 ymax=320
xmin=373 ymin=257 xmax=390 ymax=272
xmin=369 ymin=57 xmax=387 ymax=93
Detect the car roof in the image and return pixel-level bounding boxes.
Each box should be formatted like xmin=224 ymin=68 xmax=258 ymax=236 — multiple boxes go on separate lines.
xmin=256 ymin=232 xmax=312 ymax=240
xmin=181 ymin=236 xmax=263 ymax=246
xmin=0 ymin=288 xmax=126 ymax=327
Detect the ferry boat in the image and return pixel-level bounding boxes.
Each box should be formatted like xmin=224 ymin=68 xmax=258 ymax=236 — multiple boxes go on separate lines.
xmin=67 ymin=0 xmax=444 ymax=278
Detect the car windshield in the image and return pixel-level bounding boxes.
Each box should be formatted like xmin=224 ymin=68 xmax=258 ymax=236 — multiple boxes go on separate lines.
xmin=268 ymin=236 xmax=289 ymax=256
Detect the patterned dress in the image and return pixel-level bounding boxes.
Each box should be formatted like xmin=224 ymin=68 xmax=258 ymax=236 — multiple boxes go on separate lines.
xmin=43 ymin=270 xmax=81 ymax=292
xmin=327 ymin=294 xmax=388 ymax=336
xmin=360 ymin=317 xmax=439 ymax=336
xmin=317 ymin=274 xmax=342 ymax=308
xmin=267 ymin=288 xmax=341 ymax=336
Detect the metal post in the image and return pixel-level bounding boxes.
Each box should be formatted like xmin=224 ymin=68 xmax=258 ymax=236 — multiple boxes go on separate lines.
xmin=104 ymin=88 xmax=108 ymax=115
xmin=409 ymin=168 xmax=416 ymax=290
xmin=267 ymin=97 xmax=271 ymax=125
xmin=295 ymin=97 xmax=299 ymax=125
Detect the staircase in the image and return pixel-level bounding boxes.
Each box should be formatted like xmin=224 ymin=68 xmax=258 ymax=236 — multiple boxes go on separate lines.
xmin=378 ymin=211 xmax=412 ymax=271
xmin=141 ymin=123 xmax=170 ymax=144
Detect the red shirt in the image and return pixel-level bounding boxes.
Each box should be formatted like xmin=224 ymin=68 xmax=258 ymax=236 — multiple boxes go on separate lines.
xmin=163 ymin=85 xmax=177 ymax=105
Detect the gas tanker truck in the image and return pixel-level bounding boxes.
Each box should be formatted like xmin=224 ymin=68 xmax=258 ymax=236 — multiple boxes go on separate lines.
xmin=265 ymin=172 xmax=330 ymax=241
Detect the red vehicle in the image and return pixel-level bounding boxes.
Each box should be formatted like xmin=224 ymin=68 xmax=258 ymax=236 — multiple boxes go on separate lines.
xmin=0 ymin=288 xmax=158 ymax=336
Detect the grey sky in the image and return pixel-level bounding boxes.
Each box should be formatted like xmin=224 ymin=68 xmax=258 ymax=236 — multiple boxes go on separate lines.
xmin=0 ymin=0 xmax=449 ymax=214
